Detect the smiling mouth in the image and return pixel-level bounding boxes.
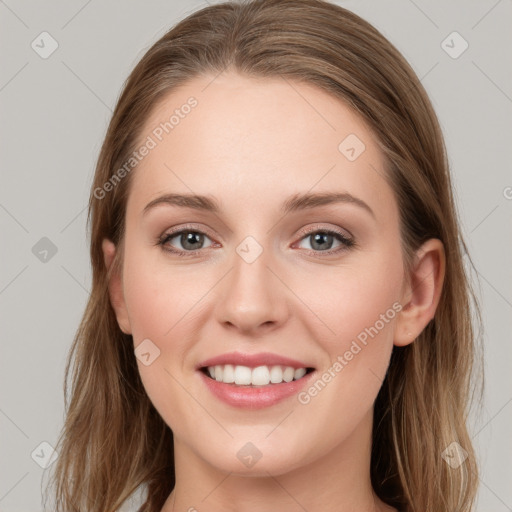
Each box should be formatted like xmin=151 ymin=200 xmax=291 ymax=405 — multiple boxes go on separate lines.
xmin=200 ymin=364 xmax=315 ymax=386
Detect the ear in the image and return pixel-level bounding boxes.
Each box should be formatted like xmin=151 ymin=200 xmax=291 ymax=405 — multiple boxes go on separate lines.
xmin=394 ymin=238 xmax=445 ymax=347
xmin=102 ymin=238 xmax=132 ymax=335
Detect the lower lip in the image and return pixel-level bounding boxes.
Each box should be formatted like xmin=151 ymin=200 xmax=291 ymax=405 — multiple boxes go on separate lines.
xmin=198 ymin=370 xmax=315 ymax=409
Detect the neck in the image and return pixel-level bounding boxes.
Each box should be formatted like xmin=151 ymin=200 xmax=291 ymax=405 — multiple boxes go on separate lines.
xmin=161 ymin=409 xmax=396 ymax=512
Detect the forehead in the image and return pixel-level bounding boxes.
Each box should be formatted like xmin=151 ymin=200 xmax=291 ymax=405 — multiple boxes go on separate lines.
xmin=127 ymin=72 xmax=395 ymax=222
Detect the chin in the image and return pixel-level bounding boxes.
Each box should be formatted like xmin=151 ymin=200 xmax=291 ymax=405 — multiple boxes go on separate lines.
xmin=190 ymin=433 xmax=317 ymax=478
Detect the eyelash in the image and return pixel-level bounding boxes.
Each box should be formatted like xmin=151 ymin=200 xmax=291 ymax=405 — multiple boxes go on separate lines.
xmin=156 ymin=224 xmax=356 ymax=257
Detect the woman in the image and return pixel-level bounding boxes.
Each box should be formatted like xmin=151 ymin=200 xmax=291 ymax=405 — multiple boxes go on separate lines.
xmin=45 ymin=0 xmax=482 ymax=511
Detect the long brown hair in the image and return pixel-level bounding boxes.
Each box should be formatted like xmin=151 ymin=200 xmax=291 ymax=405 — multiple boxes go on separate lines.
xmin=44 ymin=1 xmax=483 ymax=510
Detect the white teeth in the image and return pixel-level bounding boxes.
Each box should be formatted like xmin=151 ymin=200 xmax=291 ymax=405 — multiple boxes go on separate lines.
xmin=252 ymin=366 xmax=270 ymax=386
xmin=222 ymin=364 xmax=235 ymax=383
xmin=234 ymin=365 xmax=252 ymax=385
xmin=269 ymin=365 xmax=283 ymax=383
xmin=294 ymin=367 xmax=307 ymax=380
xmin=205 ymin=364 xmax=309 ymax=385
xmin=283 ymin=367 xmax=295 ymax=383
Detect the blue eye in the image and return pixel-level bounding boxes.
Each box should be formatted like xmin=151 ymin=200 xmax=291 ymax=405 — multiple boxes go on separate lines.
xmin=159 ymin=229 xmax=214 ymax=254
xmin=157 ymin=226 xmax=355 ymax=257
xmin=296 ymin=229 xmax=354 ymax=253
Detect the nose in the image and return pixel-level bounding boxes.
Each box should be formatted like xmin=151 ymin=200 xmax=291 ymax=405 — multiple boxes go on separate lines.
xmin=215 ymin=244 xmax=290 ymax=335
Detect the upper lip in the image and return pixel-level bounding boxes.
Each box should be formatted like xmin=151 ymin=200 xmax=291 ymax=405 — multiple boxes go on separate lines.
xmin=197 ymin=351 xmax=313 ymax=370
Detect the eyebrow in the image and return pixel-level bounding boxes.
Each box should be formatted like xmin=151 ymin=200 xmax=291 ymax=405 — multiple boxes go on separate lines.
xmin=143 ymin=191 xmax=375 ymax=218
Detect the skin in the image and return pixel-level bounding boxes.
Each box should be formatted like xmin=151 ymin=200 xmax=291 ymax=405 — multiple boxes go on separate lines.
xmin=103 ymin=72 xmax=445 ymax=512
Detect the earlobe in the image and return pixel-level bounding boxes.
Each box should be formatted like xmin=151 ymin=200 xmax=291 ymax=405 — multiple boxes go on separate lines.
xmin=102 ymin=238 xmax=132 ymax=335
xmin=394 ymin=238 xmax=445 ymax=347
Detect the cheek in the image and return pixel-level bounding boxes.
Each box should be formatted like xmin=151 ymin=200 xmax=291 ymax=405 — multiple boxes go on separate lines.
xmin=290 ymin=252 xmax=403 ymax=406
xmin=121 ymin=249 xmax=200 ymax=432
xmin=293 ymin=253 xmax=403 ymax=345
xmin=122 ymin=246 xmax=196 ymax=342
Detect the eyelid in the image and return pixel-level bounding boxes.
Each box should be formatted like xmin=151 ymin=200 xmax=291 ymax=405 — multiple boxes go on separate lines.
xmin=161 ymin=222 xmax=354 ymax=241
xmin=157 ymin=222 xmax=355 ymax=256
xmin=160 ymin=223 xmax=217 ymax=241
xmin=157 ymin=223 xmax=218 ymax=253
xmin=291 ymin=224 xmax=355 ymax=256
xmin=295 ymin=223 xmax=354 ymax=242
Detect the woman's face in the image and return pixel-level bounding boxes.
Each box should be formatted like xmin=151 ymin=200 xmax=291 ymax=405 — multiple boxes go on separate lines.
xmin=108 ymin=72 xmax=409 ymax=476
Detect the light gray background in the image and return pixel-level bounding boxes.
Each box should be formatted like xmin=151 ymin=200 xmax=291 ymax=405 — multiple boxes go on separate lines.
xmin=1 ymin=1 xmax=511 ymax=511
